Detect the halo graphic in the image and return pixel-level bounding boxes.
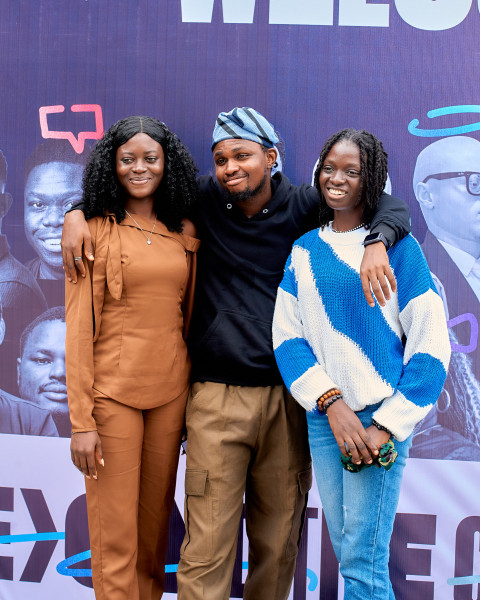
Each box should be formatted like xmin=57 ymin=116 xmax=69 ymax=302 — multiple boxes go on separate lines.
xmin=408 ymin=105 xmax=480 ymax=137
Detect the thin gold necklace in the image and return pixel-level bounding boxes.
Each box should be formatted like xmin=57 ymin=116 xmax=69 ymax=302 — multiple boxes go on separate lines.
xmin=331 ymin=222 xmax=365 ymax=233
xmin=125 ymin=210 xmax=157 ymax=245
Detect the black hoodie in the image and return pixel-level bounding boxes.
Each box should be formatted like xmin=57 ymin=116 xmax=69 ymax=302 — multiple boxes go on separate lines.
xmin=188 ymin=173 xmax=410 ymax=386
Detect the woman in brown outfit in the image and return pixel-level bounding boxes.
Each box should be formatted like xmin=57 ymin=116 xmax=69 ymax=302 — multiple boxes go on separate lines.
xmin=65 ymin=116 xmax=199 ymax=600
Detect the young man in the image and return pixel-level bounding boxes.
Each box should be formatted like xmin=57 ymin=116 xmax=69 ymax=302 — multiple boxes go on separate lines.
xmin=0 ymin=149 xmax=47 ymax=393
xmin=24 ymin=140 xmax=86 ymax=280
xmin=17 ymin=307 xmax=68 ymax=437
xmin=62 ymin=108 xmax=410 ymax=599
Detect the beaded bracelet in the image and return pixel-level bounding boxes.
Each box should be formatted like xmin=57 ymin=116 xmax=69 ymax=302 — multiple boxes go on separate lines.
xmin=323 ymin=395 xmax=341 ymax=412
xmin=317 ymin=388 xmax=342 ymax=412
xmin=371 ymin=419 xmax=392 ymax=436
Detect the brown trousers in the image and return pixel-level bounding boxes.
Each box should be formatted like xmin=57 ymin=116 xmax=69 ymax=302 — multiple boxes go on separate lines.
xmin=85 ymin=390 xmax=187 ymax=600
xmin=177 ymin=383 xmax=312 ymax=600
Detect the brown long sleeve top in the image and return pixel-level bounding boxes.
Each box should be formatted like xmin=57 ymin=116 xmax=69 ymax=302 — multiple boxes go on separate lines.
xmin=65 ymin=213 xmax=200 ymax=432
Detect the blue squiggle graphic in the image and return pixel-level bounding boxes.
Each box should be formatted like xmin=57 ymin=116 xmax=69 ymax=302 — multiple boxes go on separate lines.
xmin=0 ymin=532 xmax=65 ymax=543
xmin=56 ymin=554 xmax=181 ymax=578
xmin=8 ymin=534 xmax=317 ymax=585
xmin=57 ymin=550 xmax=92 ymax=577
xmin=165 ymin=564 xmax=178 ymax=573
xmin=1 ymin=531 xmax=178 ymax=578
xmin=408 ymin=105 xmax=480 ymax=137
xmin=447 ymin=575 xmax=480 ymax=586
xmin=307 ymin=568 xmax=318 ymax=591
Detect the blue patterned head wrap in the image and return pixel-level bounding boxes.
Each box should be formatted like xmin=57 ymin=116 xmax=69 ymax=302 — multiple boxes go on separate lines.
xmin=211 ymin=107 xmax=279 ymax=150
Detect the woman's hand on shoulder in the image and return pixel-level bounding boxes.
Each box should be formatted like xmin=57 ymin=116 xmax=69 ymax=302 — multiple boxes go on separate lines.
xmin=182 ymin=218 xmax=198 ymax=238
xmin=70 ymin=431 xmax=103 ymax=480
xmin=326 ymin=399 xmax=379 ymax=465
xmin=61 ymin=210 xmax=94 ymax=283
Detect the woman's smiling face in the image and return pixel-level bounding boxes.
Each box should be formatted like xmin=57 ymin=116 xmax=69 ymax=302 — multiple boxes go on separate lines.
xmin=319 ymin=140 xmax=364 ymax=215
xmin=115 ymin=132 xmax=165 ymax=204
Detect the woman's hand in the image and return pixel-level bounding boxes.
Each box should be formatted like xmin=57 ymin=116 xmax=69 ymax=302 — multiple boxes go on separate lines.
xmin=360 ymin=241 xmax=396 ymax=307
xmin=71 ymin=431 xmax=104 ymax=480
xmin=61 ymin=210 xmax=94 ymax=283
xmin=365 ymin=425 xmax=391 ymax=449
xmin=326 ymin=399 xmax=379 ymax=464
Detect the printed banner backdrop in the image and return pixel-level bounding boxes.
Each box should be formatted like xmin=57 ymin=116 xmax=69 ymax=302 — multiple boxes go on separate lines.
xmin=1 ymin=1 xmax=480 ymax=598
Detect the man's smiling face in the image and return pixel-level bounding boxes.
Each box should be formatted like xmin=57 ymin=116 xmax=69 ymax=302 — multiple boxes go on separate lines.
xmin=24 ymin=161 xmax=83 ymax=273
xmin=213 ymin=139 xmax=273 ymax=203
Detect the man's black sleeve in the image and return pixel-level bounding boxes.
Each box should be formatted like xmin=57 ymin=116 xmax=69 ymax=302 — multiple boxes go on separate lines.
xmin=66 ymin=201 xmax=85 ymax=214
xmin=369 ymin=192 xmax=411 ymax=248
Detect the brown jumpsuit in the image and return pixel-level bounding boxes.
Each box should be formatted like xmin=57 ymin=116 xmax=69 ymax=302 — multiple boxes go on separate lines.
xmin=66 ymin=213 xmax=199 ymax=600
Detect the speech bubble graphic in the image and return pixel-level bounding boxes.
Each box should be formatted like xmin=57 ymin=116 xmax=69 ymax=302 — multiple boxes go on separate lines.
xmin=39 ymin=104 xmax=104 ymax=153
xmin=447 ymin=312 xmax=478 ymax=354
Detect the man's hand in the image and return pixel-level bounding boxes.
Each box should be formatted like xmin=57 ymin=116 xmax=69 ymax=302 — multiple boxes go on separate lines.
xmin=360 ymin=241 xmax=396 ymax=307
xmin=326 ymin=399 xmax=379 ymax=465
xmin=70 ymin=431 xmax=104 ymax=480
xmin=61 ymin=210 xmax=94 ymax=283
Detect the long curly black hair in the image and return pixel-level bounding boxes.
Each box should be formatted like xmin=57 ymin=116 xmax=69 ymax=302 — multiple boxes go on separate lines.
xmin=82 ymin=116 xmax=198 ymax=232
xmin=313 ymin=129 xmax=388 ymax=228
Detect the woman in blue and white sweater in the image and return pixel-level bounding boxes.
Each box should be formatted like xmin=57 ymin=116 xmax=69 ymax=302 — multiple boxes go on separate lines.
xmin=272 ymin=129 xmax=450 ymax=600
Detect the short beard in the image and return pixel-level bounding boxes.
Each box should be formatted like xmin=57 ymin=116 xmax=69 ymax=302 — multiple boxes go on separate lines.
xmin=222 ymin=171 xmax=268 ymax=204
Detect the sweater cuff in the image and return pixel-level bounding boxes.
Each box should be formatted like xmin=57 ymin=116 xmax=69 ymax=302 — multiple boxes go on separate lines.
xmin=372 ymin=391 xmax=433 ymax=442
xmin=290 ymin=365 xmax=336 ymax=412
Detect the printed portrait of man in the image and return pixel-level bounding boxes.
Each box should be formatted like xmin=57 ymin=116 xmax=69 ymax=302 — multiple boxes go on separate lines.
xmin=24 ymin=140 xmax=88 ymax=280
xmin=0 ymin=148 xmax=47 ymax=393
xmin=411 ymin=135 xmax=480 ymax=460
xmin=17 ymin=306 xmax=69 ymax=437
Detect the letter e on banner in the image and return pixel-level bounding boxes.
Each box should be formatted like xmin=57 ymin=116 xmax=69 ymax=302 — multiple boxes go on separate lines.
xmin=0 ymin=487 xmax=14 ymax=581
xmin=390 ymin=513 xmax=436 ymax=599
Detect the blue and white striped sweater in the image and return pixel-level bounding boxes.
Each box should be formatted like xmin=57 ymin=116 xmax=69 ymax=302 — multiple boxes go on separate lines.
xmin=272 ymin=226 xmax=451 ymax=441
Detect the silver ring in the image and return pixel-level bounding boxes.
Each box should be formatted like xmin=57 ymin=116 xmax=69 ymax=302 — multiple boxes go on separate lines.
xmin=74 ymin=257 xmax=82 ymax=261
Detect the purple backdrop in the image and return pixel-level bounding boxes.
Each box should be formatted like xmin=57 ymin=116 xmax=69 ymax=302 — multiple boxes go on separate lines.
xmin=1 ymin=2 xmax=480 ymax=598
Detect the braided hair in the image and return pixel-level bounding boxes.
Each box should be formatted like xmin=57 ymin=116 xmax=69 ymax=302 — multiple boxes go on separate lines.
xmin=82 ymin=116 xmax=198 ymax=232
xmin=313 ymin=129 xmax=388 ymax=228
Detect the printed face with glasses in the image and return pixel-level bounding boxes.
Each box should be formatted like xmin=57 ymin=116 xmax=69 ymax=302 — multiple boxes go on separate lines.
xmin=422 ymin=171 xmax=480 ymax=196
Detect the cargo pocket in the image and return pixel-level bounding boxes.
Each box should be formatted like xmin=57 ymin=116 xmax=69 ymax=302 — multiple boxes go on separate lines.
xmin=180 ymin=469 xmax=213 ymax=562
xmin=285 ymin=465 xmax=313 ymax=558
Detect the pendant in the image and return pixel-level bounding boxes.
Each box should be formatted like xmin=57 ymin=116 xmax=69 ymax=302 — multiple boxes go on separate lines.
xmin=147 ymin=239 xmax=152 ymax=245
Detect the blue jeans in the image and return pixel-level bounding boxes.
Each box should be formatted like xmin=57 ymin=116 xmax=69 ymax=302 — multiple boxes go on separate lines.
xmin=307 ymin=403 xmax=412 ymax=600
